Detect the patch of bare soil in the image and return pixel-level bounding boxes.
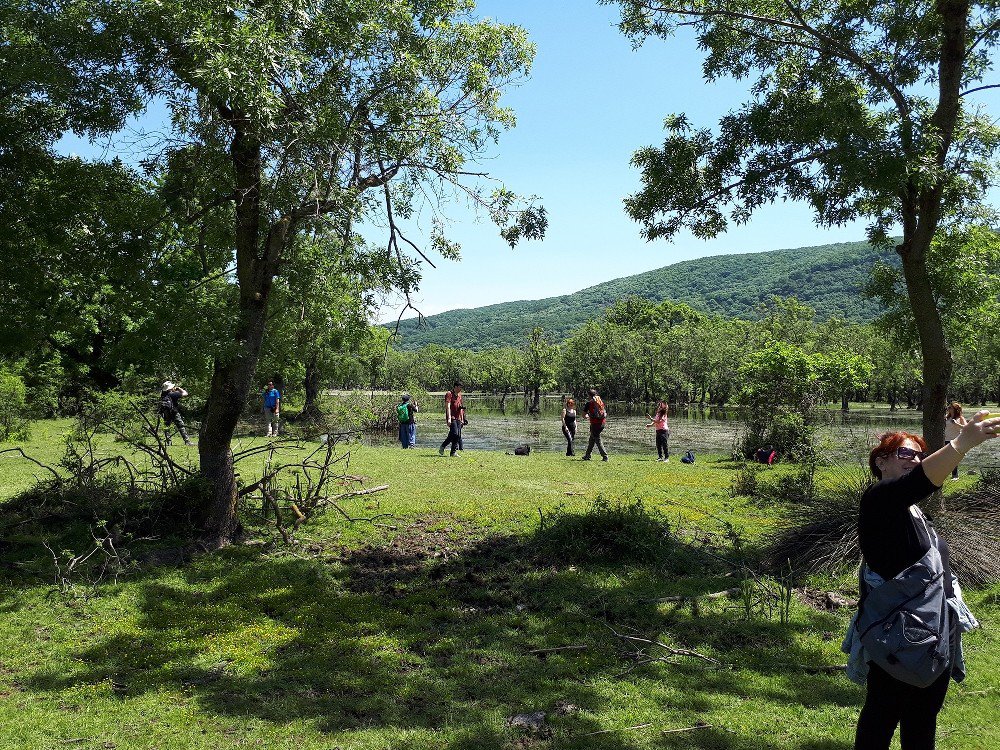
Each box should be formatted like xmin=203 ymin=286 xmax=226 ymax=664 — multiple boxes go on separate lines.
xmin=338 ymin=516 xmax=532 ymax=601
xmin=796 ymin=587 xmax=857 ymax=611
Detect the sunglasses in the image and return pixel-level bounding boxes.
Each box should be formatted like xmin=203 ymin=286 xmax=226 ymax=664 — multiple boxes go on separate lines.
xmin=894 ymin=446 xmax=926 ymax=460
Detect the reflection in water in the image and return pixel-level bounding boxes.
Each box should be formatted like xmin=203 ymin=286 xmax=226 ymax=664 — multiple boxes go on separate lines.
xmin=363 ymin=395 xmax=973 ymax=462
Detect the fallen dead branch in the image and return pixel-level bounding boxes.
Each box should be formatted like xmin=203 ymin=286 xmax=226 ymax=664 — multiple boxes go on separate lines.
xmin=528 ymin=645 xmax=589 ymax=654
xmin=648 ymin=588 xmax=738 ymax=603
xmin=662 ymin=723 xmax=712 ymax=735
xmin=578 ymin=722 xmax=653 ymax=737
xmin=0 ymin=447 xmax=62 ymax=484
xmin=245 ymin=436 xmax=393 ymax=543
xmin=604 ymin=620 xmax=723 ymax=677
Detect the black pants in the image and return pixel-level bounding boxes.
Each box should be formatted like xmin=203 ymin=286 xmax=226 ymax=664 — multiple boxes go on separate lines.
xmin=655 ymin=428 xmax=669 ymax=459
xmin=854 ymin=662 xmax=950 ymax=750
xmin=583 ymin=423 xmax=607 ymax=459
xmin=563 ymin=422 xmax=576 ymax=455
xmin=440 ymin=421 xmax=464 ymax=455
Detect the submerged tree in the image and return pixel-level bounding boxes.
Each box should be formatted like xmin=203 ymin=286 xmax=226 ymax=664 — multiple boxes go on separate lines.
xmin=606 ymin=0 xmax=1000 ymax=448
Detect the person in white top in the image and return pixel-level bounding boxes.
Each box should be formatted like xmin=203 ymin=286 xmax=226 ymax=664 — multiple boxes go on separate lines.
xmin=944 ymin=402 xmax=968 ymax=479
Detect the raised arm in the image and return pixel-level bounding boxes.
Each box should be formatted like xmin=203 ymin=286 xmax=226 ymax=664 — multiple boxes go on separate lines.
xmin=922 ymin=411 xmax=1000 ymax=486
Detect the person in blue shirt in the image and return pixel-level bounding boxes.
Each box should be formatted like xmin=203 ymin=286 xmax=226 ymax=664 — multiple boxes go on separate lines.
xmin=262 ymin=380 xmax=281 ymax=437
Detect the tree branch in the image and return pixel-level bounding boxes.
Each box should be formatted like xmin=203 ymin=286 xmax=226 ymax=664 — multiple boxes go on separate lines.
xmin=960 ymin=83 xmax=1000 ymax=97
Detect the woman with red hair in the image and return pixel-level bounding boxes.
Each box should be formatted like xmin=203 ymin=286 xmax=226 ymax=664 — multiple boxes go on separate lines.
xmin=848 ymin=411 xmax=1000 ymax=750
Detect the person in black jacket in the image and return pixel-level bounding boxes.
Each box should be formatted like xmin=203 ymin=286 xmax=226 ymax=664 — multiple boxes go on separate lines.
xmin=853 ymin=411 xmax=999 ymax=750
xmin=159 ymin=381 xmax=193 ymax=446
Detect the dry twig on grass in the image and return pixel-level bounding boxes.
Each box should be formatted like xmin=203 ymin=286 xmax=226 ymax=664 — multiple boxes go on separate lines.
xmin=603 ymin=620 xmax=723 ymax=677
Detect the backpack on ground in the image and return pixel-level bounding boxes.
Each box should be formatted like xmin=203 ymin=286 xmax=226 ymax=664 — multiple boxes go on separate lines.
xmin=513 ymin=443 xmax=531 ymax=456
xmin=396 ymin=402 xmax=410 ymax=422
xmin=681 ymin=450 xmax=695 ymax=464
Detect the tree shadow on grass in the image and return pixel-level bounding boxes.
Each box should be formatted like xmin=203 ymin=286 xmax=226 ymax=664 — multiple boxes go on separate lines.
xmin=19 ymin=513 xmax=862 ymax=749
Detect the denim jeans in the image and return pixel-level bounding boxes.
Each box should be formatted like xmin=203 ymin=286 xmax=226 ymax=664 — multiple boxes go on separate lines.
xmin=399 ymin=422 xmax=416 ymax=448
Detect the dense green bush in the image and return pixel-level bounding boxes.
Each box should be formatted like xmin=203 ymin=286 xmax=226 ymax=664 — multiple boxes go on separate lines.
xmin=534 ymin=495 xmax=691 ymax=566
xmin=0 ymin=366 xmax=30 ymax=442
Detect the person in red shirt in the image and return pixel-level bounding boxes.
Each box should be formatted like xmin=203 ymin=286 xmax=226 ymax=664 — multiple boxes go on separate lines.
xmin=438 ymin=381 xmax=466 ymax=456
xmin=581 ymin=388 xmax=608 ymax=461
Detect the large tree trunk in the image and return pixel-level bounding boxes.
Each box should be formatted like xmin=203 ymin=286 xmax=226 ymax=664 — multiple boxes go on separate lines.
xmin=896 ymin=0 xmax=967 ymax=452
xmin=301 ymin=350 xmax=322 ymax=422
xmin=899 ymin=235 xmax=953 ymax=451
xmin=197 ymin=118 xmax=288 ymax=546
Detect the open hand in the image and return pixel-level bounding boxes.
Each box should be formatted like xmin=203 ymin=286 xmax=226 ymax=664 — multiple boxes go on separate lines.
xmin=953 ymin=410 xmax=1000 ymax=454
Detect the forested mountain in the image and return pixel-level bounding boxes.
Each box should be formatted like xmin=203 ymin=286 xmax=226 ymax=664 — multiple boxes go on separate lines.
xmin=389 ymin=240 xmax=895 ymax=350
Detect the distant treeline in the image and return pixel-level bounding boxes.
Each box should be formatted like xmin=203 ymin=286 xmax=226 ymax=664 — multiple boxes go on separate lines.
xmin=340 ymin=295 xmax=1000 ymax=412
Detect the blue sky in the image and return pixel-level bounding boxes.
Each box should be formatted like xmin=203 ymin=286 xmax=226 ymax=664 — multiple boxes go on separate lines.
xmin=378 ymin=0 xmax=876 ymax=321
xmin=56 ymin=1 xmax=1000 ymax=322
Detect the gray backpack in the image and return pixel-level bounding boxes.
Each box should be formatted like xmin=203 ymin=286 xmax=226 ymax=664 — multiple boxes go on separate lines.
xmin=855 ymin=521 xmax=952 ymax=688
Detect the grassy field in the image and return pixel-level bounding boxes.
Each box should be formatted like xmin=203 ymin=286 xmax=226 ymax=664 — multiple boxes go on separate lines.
xmin=1 ymin=421 xmax=998 ymax=750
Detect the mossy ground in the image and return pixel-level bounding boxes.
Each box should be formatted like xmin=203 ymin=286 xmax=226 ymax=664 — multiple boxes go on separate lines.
xmin=1 ymin=421 xmax=997 ymax=749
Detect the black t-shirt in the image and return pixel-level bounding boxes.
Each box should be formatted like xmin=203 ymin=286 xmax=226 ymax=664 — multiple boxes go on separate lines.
xmin=859 ymin=464 xmax=953 ymax=596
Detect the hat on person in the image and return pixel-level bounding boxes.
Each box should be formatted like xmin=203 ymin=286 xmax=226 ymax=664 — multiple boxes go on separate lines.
xmin=401 ymin=393 xmax=411 ymax=402
xmin=162 ymin=381 xmax=174 ymax=391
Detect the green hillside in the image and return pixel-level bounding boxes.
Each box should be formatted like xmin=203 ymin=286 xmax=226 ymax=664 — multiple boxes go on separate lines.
xmin=390 ymin=240 xmax=894 ymax=350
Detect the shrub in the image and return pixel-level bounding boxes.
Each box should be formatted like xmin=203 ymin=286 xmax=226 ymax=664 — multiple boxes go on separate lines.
xmin=766 ymin=464 xmax=1000 ymax=585
xmin=729 ymin=461 xmax=763 ymax=498
xmin=533 ymin=495 xmax=685 ymax=566
xmin=0 ymin=366 xmax=30 ymax=442
xmin=736 ymin=409 xmax=815 ymax=461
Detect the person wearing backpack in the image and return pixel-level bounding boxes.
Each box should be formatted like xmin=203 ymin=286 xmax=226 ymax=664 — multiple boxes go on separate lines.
xmin=159 ymin=381 xmax=193 ymax=446
xmin=438 ymin=381 xmax=465 ymax=457
xmin=397 ymin=393 xmax=418 ymax=448
xmin=845 ymin=415 xmax=999 ymax=750
xmin=262 ymin=380 xmax=281 ymax=437
xmin=581 ymin=388 xmax=608 ymax=461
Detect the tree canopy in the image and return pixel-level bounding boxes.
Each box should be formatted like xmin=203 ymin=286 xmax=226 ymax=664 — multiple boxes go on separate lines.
xmin=605 ymin=0 xmax=1000 ymax=447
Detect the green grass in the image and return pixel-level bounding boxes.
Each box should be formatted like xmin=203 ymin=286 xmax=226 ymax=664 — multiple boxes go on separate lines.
xmin=1 ymin=422 xmax=998 ymax=750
